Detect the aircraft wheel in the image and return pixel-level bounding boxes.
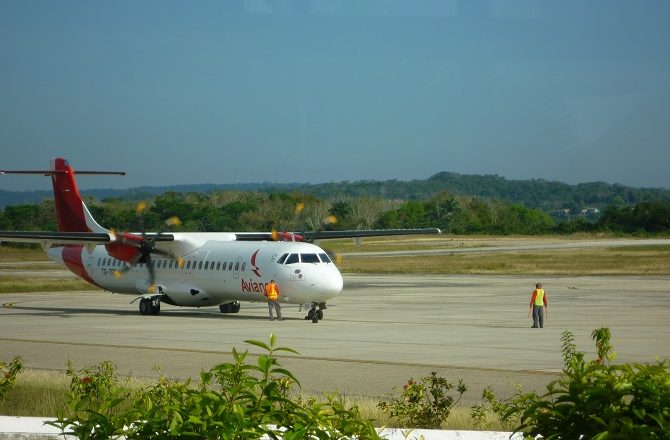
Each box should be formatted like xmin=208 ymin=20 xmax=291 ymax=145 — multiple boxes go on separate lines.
xmin=312 ymin=314 xmax=319 ymax=323
xmin=317 ymin=309 xmax=324 ymax=320
xmin=150 ymin=301 xmax=160 ymax=315
xmin=139 ymin=298 xmax=150 ymax=315
xmin=220 ymin=302 xmax=241 ymax=313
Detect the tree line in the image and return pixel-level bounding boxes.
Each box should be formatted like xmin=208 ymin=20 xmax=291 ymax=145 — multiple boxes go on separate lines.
xmin=1 ymin=190 xmax=669 ymax=235
xmin=3 ymin=171 xmax=670 ymax=212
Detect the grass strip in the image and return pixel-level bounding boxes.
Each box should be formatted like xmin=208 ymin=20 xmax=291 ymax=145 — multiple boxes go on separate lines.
xmin=0 ymin=276 xmax=98 ymax=293
xmin=338 ymin=246 xmax=670 ymax=275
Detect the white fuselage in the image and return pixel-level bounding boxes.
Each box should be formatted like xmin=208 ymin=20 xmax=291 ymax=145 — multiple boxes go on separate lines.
xmin=48 ymin=233 xmax=343 ymax=308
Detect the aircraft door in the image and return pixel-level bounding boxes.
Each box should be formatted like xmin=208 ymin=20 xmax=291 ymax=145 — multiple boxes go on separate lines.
xmin=233 ymin=256 xmax=242 ymax=279
xmin=85 ymin=252 xmax=94 ymax=276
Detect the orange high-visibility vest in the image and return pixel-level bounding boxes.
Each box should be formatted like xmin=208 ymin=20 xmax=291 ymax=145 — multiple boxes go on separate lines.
xmin=265 ymin=283 xmax=279 ymax=301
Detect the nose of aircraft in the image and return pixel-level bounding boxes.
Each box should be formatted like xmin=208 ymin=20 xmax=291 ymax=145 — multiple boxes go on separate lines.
xmin=322 ymin=266 xmax=344 ymax=297
xmin=305 ymin=264 xmax=343 ymax=300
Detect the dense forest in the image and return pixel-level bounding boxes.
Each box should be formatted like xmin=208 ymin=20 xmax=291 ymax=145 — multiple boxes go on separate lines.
xmin=2 ymin=171 xmax=669 ymax=212
xmin=1 ymin=190 xmax=669 ymax=236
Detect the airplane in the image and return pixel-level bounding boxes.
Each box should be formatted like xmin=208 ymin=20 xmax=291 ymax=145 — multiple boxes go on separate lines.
xmin=0 ymin=158 xmax=440 ymax=322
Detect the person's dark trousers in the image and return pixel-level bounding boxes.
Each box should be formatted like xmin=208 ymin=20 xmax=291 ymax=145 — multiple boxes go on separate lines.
xmin=532 ymin=305 xmax=544 ymax=328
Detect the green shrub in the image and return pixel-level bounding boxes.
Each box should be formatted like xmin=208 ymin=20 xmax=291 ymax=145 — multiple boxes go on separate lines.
xmin=378 ymin=371 xmax=467 ymax=429
xmin=47 ymin=334 xmax=381 ymax=439
xmin=471 ymin=329 xmax=670 ymax=439
xmin=0 ymin=357 xmax=23 ymax=402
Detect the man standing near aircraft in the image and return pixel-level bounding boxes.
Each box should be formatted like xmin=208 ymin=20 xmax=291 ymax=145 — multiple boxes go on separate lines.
xmin=528 ymin=282 xmax=548 ymax=328
xmin=264 ymin=280 xmax=283 ymax=321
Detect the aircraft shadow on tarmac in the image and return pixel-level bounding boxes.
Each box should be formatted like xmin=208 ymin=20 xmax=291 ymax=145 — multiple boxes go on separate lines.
xmin=0 ymin=304 xmax=293 ymax=321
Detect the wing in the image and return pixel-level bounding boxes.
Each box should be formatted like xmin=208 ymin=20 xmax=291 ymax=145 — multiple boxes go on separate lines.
xmin=0 ymin=231 xmax=174 ymax=246
xmin=234 ymin=228 xmax=441 ymax=241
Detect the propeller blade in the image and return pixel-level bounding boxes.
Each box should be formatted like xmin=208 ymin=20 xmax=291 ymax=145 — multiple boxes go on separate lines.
xmin=165 ymin=216 xmax=181 ymax=227
xmin=112 ymin=253 xmax=143 ymax=278
xmin=135 ymin=201 xmax=148 ymax=239
xmin=151 ymin=216 xmax=182 ymax=243
xmin=146 ymin=254 xmax=156 ymax=287
xmin=151 ymin=248 xmax=186 ymax=270
xmin=135 ymin=201 xmax=148 ymax=215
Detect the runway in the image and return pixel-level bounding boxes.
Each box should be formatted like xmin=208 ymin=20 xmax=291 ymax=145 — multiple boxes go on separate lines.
xmin=1 ymin=273 xmax=668 ymax=404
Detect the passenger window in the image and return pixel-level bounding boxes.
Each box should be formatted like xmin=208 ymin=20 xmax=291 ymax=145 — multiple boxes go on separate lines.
xmin=204 ymin=261 xmax=209 ymax=270
xmin=234 ymin=262 xmax=240 ymax=271
xmin=277 ymin=253 xmax=288 ymax=264
xmin=319 ymin=253 xmax=332 ymax=263
xmin=228 ymin=262 xmax=233 ymax=270
xmin=216 ymin=262 xmax=221 ymax=270
xmin=97 ymin=258 xmax=101 ymax=266
xmin=186 ymin=261 xmax=192 ymax=269
xmin=198 ymin=261 xmax=203 ymax=269
xmin=301 ymin=253 xmax=319 ymax=263
xmin=285 ymin=253 xmax=299 ymax=264
xmin=241 ymin=262 xmax=246 ymax=271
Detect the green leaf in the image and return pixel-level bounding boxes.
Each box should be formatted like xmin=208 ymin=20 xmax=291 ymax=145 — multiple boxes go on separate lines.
xmin=245 ymin=339 xmax=271 ymax=351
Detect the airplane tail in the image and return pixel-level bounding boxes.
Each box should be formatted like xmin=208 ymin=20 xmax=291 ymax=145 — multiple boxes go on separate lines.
xmin=1 ymin=158 xmax=125 ymax=233
xmin=49 ymin=158 xmax=102 ymax=232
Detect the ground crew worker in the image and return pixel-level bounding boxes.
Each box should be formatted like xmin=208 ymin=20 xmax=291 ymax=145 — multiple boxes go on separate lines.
xmin=264 ymin=279 xmax=283 ymax=321
xmin=528 ymin=282 xmax=548 ymax=328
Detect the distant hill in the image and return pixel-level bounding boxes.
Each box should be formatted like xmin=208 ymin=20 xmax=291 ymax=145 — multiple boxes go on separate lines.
xmin=2 ymin=172 xmax=669 ymax=211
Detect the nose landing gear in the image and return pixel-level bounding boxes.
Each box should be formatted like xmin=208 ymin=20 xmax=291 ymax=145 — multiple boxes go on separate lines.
xmin=304 ymin=302 xmax=326 ymax=323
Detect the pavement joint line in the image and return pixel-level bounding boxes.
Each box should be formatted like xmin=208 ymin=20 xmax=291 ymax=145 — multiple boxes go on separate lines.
xmin=0 ymin=337 xmax=561 ymax=376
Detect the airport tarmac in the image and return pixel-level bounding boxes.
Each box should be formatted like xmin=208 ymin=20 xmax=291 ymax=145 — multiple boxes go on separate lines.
xmin=1 ymin=273 xmax=669 ymax=404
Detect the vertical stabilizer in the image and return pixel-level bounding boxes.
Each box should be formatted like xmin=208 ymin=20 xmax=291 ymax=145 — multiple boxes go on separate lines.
xmin=50 ymin=158 xmax=108 ymax=233
xmin=1 ymin=158 xmax=124 ymax=233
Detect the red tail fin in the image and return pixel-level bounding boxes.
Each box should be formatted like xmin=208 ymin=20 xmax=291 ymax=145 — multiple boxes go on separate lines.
xmin=51 ymin=158 xmax=89 ymax=232
xmin=2 ymin=158 xmax=124 ymax=232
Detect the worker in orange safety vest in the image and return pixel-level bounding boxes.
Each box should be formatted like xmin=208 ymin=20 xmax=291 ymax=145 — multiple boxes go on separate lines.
xmin=264 ymin=279 xmax=283 ymax=321
xmin=528 ymin=282 xmax=548 ymax=328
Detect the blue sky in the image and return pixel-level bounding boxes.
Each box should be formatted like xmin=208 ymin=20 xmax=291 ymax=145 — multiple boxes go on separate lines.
xmin=1 ymin=1 xmax=669 ymax=191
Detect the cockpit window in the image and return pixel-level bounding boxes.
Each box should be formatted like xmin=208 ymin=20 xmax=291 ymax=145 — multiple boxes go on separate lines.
xmin=285 ymin=253 xmax=299 ymax=264
xmin=301 ymin=253 xmax=319 ymax=263
xmin=319 ymin=253 xmax=332 ymax=263
xmin=277 ymin=253 xmax=288 ymax=264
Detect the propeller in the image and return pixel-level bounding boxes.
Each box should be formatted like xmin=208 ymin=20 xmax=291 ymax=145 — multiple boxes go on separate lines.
xmin=111 ymin=201 xmax=184 ymax=290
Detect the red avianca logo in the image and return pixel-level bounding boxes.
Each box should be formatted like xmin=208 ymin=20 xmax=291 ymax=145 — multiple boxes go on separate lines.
xmin=250 ymin=249 xmax=262 ymax=277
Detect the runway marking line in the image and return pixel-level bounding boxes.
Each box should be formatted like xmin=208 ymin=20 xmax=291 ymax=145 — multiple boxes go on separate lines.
xmin=0 ymin=337 xmax=561 ymax=377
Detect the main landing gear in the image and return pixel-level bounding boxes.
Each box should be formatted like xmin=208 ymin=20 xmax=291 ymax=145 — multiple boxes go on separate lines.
xmin=138 ymin=296 xmax=161 ymax=315
xmin=304 ymin=302 xmax=326 ymax=323
xmin=219 ymin=301 xmax=241 ymax=313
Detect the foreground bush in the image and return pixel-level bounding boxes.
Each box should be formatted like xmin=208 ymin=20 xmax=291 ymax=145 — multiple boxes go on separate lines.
xmin=378 ymin=371 xmax=467 ymax=429
xmin=48 ymin=335 xmax=380 ymax=439
xmin=472 ymin=329 xmax=670 ymax=439
xmin=0 ymin=357 xmax=22 ymax=402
